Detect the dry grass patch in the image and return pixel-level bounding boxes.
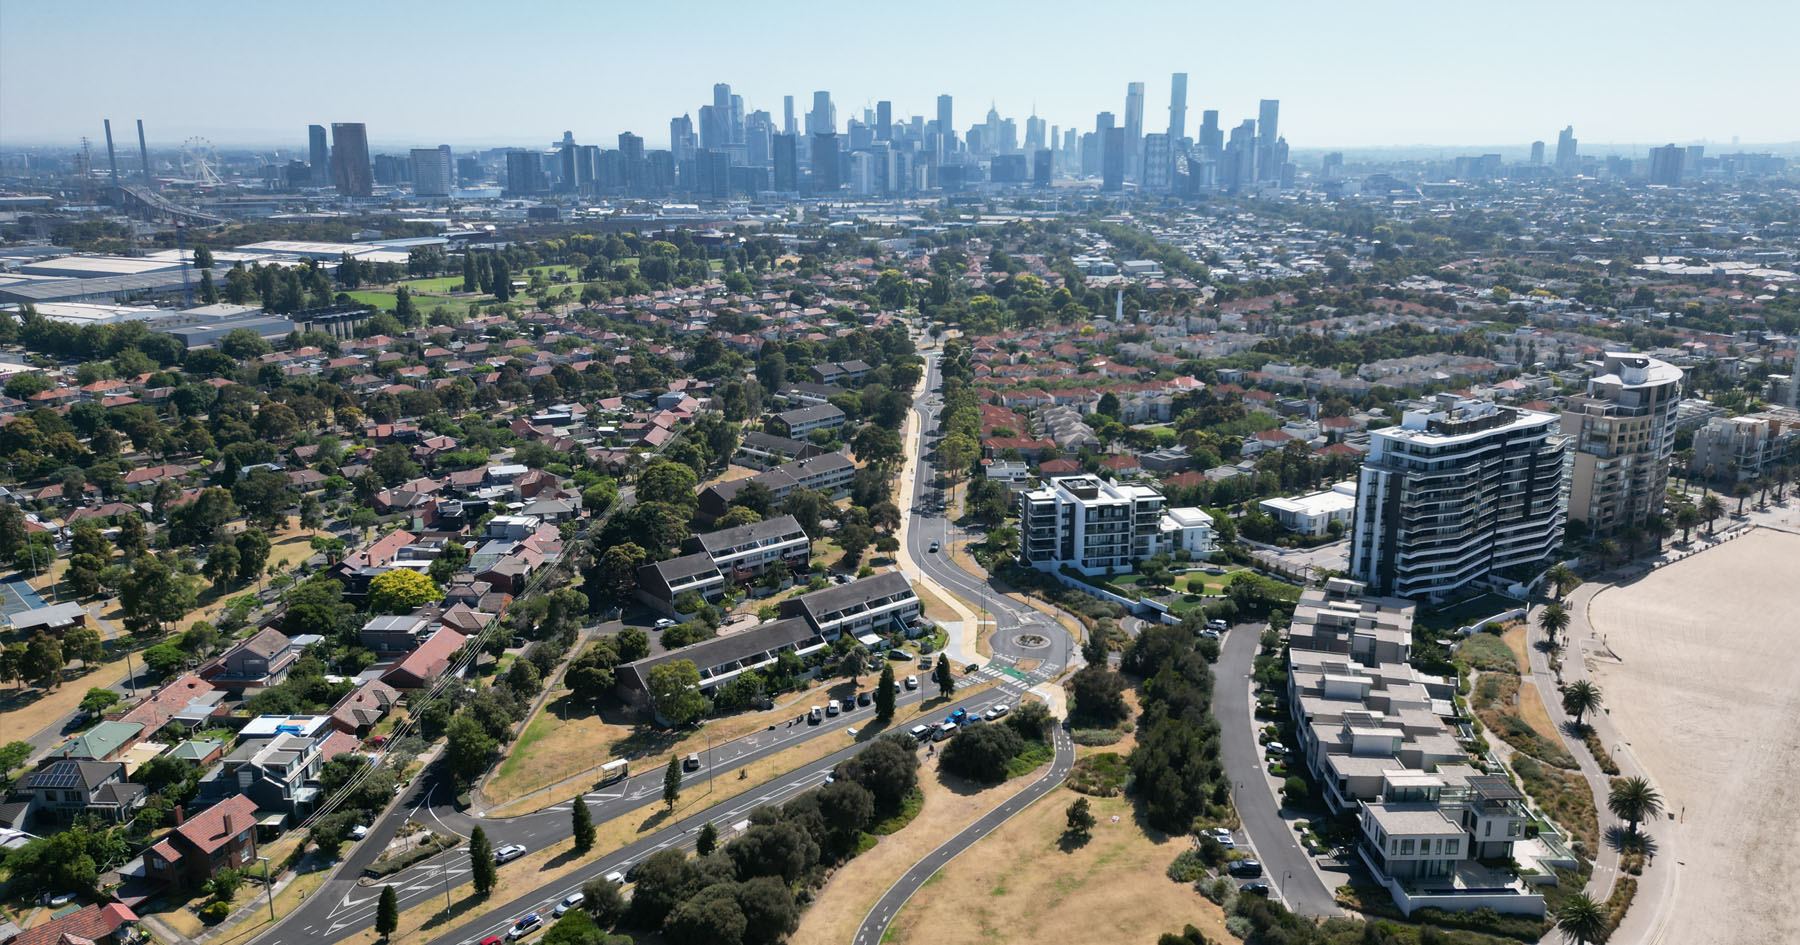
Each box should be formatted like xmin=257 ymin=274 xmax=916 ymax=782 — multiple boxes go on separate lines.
xmin=1501 ymin=623 xmax=1530 ymax=671
xmin=1513 ymin=677 xmax=1561 ymax=743
xmin=790 ymin=750 xmax=1051 ymax=945
xmin=0 ymin=650 xmax=133 ymax=740
xmin=881 ymin=791 xmax=1236 ymax=945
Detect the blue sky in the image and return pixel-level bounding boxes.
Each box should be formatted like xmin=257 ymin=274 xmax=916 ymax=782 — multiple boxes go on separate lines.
xmin=3 ymin=0 xmax=1796 ymax=152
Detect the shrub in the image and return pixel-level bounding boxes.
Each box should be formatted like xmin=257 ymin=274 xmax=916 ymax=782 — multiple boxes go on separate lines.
xmin=1068 ymin=752 xmax=1128 ymax=797
xmin=199 ymin=901 xmax=231 ymax=923
xmin=1200 ymin=877 xmax=1234 ymax=906
xmin=1166 ymin=849 xmax=1206 ymax=883
xmin=1280 ymin=777 xmax=1308 ymax=805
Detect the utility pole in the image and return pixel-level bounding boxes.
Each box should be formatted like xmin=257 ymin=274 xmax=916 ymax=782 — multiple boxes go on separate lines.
xmin=257 ymin=856 xmax=275 ymax=922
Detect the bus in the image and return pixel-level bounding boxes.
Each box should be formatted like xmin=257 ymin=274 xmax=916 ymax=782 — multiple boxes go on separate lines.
xmin=598 ymin=759 xmax=629 ymax=786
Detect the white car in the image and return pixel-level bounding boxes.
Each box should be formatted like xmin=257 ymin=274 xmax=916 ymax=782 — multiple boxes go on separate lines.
xmin=653 ymin=618 xmax=677 ymax=630
xmin=1264 ymin=742 xmax=1290 ymax=757
xmin=507 ymin=913 xmax=542 ymax=940
xmin=983 ymin=704 xmax=1010 ymax=720
xmin=904 ymin=675 xmax=918 ymax=690
xmin=494 ymin=844 xmax=527 ymax=864
xmin=1204 ymin=827 xmax=1236 ymax=849
xmin=351 ymin=824 xmax=369 ymax=840
xmin=553 ymin=893 xmax=584 ymax=917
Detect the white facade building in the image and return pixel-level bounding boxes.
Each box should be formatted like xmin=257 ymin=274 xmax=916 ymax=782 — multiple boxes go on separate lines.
xmin=1261 ymin=481 xmax=1358 ymax=537
xmin=1350 ymin=397 xmax=1565 ymax=600
xmin=1159 ymin=506 xmax=1218 ymax=555
xmin=1019 ymin=475 xmax=1166 ymax=575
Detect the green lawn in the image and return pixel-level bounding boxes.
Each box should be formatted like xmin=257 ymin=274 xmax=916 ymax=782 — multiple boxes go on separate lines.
xmin=402 ymin=275 xmax=472 ymax=293
xmin=345 ymin=290 xmax=398 ymax=310
xmin=524 ymin=264 xmax=580 ymax=282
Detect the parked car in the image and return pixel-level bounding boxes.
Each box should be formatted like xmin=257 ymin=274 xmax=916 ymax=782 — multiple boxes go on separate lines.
xmin=905 ymin=675 xmax=918 ymax=690
xmin=1228 ymin=859 xmax=1264 ymax=877
xmin=351 ymin=824 xmax=369 ymax=840
xmin=1207 ymin=619 xmax=1229 ymax=632
xmin=1239 ymin=881 xmax=1270 ymax=896
xmin=857 ymin=691 xmax=872 ymax=707
xmin=494 ymin=844 xmax=527 ymax=864
xmin=983 ymin=704 xmax=1010 ymax=720
xmin=1265 ymin=742 xmax=1289 ymax=757
xmin=932 ymin=721 xmax=958 ymax=741
xmin=1203 ymin=827 xmax=1235 ymax=849
xmin=507 ymin=913 xmax=542 ymax=939
xmin=603 ymin=871 xmax=625 ymax=886
xmin=479 ymin=936 xmax=502 ymax=945
xmin=653 ymin=618 xmax=676 ymax=630
xmin=909 ymin=724 xmax=934 ymax=742
xmin=809 ymin=705 xmax=823 ymax=723
xmin=683 ymin=753 xmax=701 ymax=771
xmin=826 ymin=702 xmax=840 ymax=717
xmin=553 ymin=893 xmax=584 ymax=917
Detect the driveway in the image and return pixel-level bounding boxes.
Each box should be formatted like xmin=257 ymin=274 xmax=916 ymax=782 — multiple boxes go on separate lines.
xmin=1212 ymin=622 xmax=1342 ymax=916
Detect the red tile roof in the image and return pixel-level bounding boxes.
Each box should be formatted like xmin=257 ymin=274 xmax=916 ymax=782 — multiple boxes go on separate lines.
xmin=174 ymin=793 xmax=257 ymax=855
xmin=5 ymin=904 xmax=137 ymax=945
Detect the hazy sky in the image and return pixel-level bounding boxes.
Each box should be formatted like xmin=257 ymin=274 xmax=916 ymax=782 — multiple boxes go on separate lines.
xmin=4 ymin=0 xmax=1797 ymax=153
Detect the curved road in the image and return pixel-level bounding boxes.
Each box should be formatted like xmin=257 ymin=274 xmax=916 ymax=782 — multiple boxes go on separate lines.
xmin=847 ymin=350 xmax=1081 ymax=945
xmin=254 ymin=347 xmax=1084 ymax=945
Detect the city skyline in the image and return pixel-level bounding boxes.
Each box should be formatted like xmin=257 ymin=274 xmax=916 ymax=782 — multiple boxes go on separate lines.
xmin=4 ymin=0 xmax=1799 ymax=151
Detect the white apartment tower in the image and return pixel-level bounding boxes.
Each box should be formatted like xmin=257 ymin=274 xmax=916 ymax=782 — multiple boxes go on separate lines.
xmin=1350 ymin=397 xmax=1566 ymax=600
xmin=1560 ymin=353 xmax=1682 ymax=535
xmin=1020 ymin=475 xmax=1165 ymax=576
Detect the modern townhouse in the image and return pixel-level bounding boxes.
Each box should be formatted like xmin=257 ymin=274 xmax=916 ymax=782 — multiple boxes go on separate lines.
xmin=682 ymin=515 xmax=812 ymax=582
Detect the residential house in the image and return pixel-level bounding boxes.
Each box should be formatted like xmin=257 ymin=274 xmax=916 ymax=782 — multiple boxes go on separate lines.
xmin=381 ymin=629 xmax=466 ymax=690
xmin=768 ymin=403 xmax=847 ymax=439
xmin=199 ymin=628 xmax=299 ymax=693
xmin=327 ymin=680 xmax=399 ymax=738
xmin=48 ymin=721 xmax=144 ymax=762
xmin=636 ymin=553 xmax=727 ymax=617
xmin=683 ymin=515 xmax=811 ymax=583
xmin=778 ymin=571 xmax=922 ymax=642
xmin=145 ymin=793 xmax=259 ymax=888
xmin=15 ymin=760 xmax=145 ymax=827
xmin=697 ymin=453 xmax=855 ymax=521
xmin=616 ymin=617 xmax=822 ymax=707
xmin=2 ymin=904 xmax=138 ymax=945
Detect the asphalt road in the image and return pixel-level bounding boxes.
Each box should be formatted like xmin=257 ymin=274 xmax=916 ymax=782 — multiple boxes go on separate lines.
xmin=1211 ymin=620 xmax=1339 ymax=915
xmin=851 ymin=723 xmax=1075 ymax=945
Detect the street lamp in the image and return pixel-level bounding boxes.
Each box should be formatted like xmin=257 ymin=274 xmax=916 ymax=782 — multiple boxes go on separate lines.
xmin=256 ymin=855 xmax=275 ymax=922
xmin=436 ymin=863 xmax=452 ymax=910
xmin=707 ymin=730 xmax=715 ymax=793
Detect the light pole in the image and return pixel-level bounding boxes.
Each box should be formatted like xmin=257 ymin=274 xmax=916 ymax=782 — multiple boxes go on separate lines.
xmin=256 ymin=855 xmax=275 ymax=922
xmin=707 ymin=730 xmax=715 ymax=794
xmin=437 ymin=863 xmax=452 ymax=910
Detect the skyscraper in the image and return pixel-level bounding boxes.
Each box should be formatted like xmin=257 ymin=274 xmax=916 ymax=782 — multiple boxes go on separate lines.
xmin=698 ymin=105 xmax=722 ymax=151
xmin=330 ymin=122 xmax=372 ymax=197
xmin=619 ymin=132 xmax=645 ymax=193
xmin=808 ymin=91 xmax=835 ymax=135
xmin=1223 ymin=119 xmax=1256 ymax=192
xmin=1554 ymin=126 xmax=1578 ymax=172
xmin=1256 ymin=99 xmax=1280 ymax=182
xmin=936 ymin=94 xmax=954 ymax=156
xmin=504 ymin=149 xmax=545 ymax=196
xmin=1123 ymin=81 xmax=1145 ymax=181
xmin=1167 ymin=73 xmax=1187 ymax=141
xmin=1529 ymin=140 xmax=1546 ymax=165
xmin=712 ymin=83 xmax=733 ymax=147
xmin=1101 ymin=126 xmax=1125 ymax=192
xmin=410 ymin=147 xmax=452 ymax=197
xmin=1350 ymin=398 xmax=1566 ymax=600
xmin=811 ymin=133 xmax=841 ymax=192
xmin=670 ymin=114 xmax=696 ymax=164
xmin=875 ymin=101 xmax=891 ymax=141
xmin=1561 ymin=354 xmax=1683 ymax=536
xmin=783 ymin=95 xmax=796 ymax=136
xmin=1143 ymin=133 xmax=1172 ymax=193
xmin=1199 ymin=110 xmax=1221 ymax=161
xmin=773 ymin=134 xmax=798 ymax=191
xmin=1648 ymin=144 xmax=1685 ymax=186
xmin=308 ymin=124 xmax=330 ymax=186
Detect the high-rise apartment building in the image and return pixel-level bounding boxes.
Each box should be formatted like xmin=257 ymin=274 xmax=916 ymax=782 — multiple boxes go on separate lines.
xmin=1123 ymin=81 xmax=1145 ymax=181
xmin=1554 ymin=126 xmax=1578 ymax=172
xmin=1019 ymin=475 xmax=1166 ymax=575
xmin=329 ymin=123 xmax=373 ymax=197
xmin=1142 ymin=133 xmax=1172 ymax=193
xmin=772 ymin=134 xmax=798 ymax=192
xmin=1350 ymin=397 xmax=1566 ymax=600
xmin=783 ymin=96 xmax=796 ymax=136
xmin=308 ymin=125 xmax=330 ymax=186
xmin=1222 ymin=119 xmax=1256 ymax=192
xmin=504 ymin=149 xmax=546 ymax=196
xmin=811 ymin=133 xmax=840 ymax=192
xmin=1529 ymin=140 xmax=1545 ymax=165
xmin=410 ymin=147 xmax=452 ymax=197
xmin=1101 ymin=126 xmax=1125 ymax=192
xmin=1167 ymin=73 xmax=1188 ymax=141
xmin=875 ymin=101 xmax=891 ymax=141
xmin=1648 ymin=144 xmax=1685 ymax=186
xmin=1560 ymin=354 xmax=1682 ymax=536
xmin=1256 ymin=99 xmax=1280 ymax=182
xmin=936 ymin=95 xmax=954 ymax=155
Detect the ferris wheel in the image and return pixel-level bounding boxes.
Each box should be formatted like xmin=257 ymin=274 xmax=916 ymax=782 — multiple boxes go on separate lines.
xmin=179 ymin=136 xmax=223 ymax=185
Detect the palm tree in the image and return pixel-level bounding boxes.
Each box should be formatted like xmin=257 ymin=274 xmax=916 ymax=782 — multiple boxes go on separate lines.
xmin=1593 ymin=539 xmax=1618 ymax=569
xmin=1620 ymin=524 xmax=1644 ymax=559
xmin=1775 ymin=465 xmax=1793 ymax=502
xmin=1608 ymin=776 xmax=1664 ymax=835
xmin=1731 ymin=481 xmax=1753 ymax=517
xmin=1644 ymin=515 xmax=1671 ymax=551
xmin=1674 ymin=505 xmax=1701 ymax=543
xmin=1555 ymin=892 xmax=1610 ymax=945
xmin=1538 ymin=604 xmax=1571 ymax=647
xmin=1756 ymin=477 xmax=1772 ymax=507
xmin=1674 ymin=449 xmax=1696 ymax=491
xmin=1545 ymin=563 xmax=1579 ymax=600
xmin=1700 ymin=493 xmax=1724 ymax=535
xmin=1562 ymin=679 xmax=1603 ymax=727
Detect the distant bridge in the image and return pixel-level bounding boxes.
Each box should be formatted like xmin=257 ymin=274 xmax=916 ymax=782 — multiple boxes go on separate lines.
xmin=117 ymin=184 xmax=230 ymax=226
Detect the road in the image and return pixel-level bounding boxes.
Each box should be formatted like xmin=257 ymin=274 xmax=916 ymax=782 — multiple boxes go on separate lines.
xmin=851 ymin=723 xmax=1075 ymax=945
xmin=254 ymin=348 xmax=1085 ymax=945
xmin=1211 ymin=620 xmax=1340 ymax=915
